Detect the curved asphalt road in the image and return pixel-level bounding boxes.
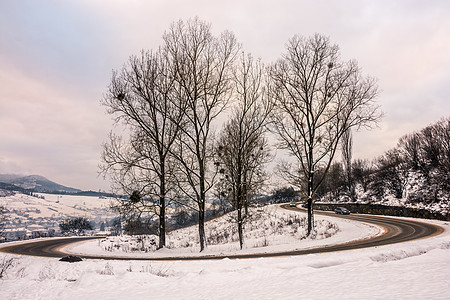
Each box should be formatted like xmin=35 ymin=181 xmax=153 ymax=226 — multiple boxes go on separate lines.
xmin=0 ymin=205 xmax=444 ymax=261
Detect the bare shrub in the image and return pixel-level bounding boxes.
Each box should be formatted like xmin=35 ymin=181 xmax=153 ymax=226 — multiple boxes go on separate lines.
xmin=38 ymin=265 xmax=56 ymax=281
xmin=0 ymin=256 xmax=15 ymax=279
xmin=99 ymin=263 xmax=115 ymax=275
xmin=15 ymin=266 xmax=26 ymax=278
xmin=139 ymin=263 xmax=171 ymax=277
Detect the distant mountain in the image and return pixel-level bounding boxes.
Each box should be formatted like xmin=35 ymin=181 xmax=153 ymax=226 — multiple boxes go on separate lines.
xmin=0 ymin=174 xmax=23 ymax=182
xmin=0 ymin=174 xmax=81 ymax=193
xmin=0 ymin=181 xmax=29 ymax=194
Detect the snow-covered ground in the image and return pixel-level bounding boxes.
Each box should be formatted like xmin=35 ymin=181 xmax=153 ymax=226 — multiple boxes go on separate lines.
xmin=67 ymin=205 xmax=381 ymax=258
xmin=1 ymin=206 xmax=449 ymax=299
xmin=1 ymin=193 xmax=113 ymax=219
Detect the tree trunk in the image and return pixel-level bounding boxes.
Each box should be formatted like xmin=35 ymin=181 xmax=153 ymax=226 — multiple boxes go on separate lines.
xmin=158 ymin=161 xmax=166 ymax=249
xmin=158 ymin=194 xmax=166 ymax=249
xmin=307 ymin=197 xmax=313 ymax=236
xmin=238 ymin=206 xmax=243 ymax=249
xmin=237 ymin=161 xmax=244 ymax=249
xmin=307 ymin=167 xmax=314 ymax=236
xmin=198 ymin=200 xmax=206 ymax=251
xmin=198 ymin=156 xmax=207 ymax=252
xmin=243 ymin=172 xmax=248 ymax=216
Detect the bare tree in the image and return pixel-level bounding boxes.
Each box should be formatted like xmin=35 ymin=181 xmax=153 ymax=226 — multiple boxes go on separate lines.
xmin=163 ymin=18 xmax=239 ymax=251
xmin=372 ymin=149 xmax=408 ymax=199
xmin=314 ymin=162 xmax=346 ymax=200
xmin=269 ymin=34 xmax=381 ymax=235
xmin=216 ymin=52 xmax=272 ymax=249
xmin=341 ymin=128 xmax=354 ymax=199
xmin=398 ymin=133 xmax=421 ymax=171
xmin=352 ymin=159 xmax=372 ymax=193
xmin=101 ymin=49 xmax=182 ymax=248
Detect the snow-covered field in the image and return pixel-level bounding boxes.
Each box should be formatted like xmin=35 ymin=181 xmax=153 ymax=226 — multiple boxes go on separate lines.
xmin=0 ymin=193 xmax=117 ymax=238
xmin=1 ymin=192 xmax=115 ymax=220
xmin=1 ymin=206 xmax=449 ymax=299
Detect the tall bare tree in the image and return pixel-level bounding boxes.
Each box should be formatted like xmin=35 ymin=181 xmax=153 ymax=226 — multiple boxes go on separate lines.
xmin=269 ymin=34 xmax=381 ymax=235
xmin=352 ymin=159 xmax=372 ymax=193
xmin=341 ymin=128 xmax=354 ymax=199
xmin=100 ymin=49 xmax=182 ymax=248
xmin=216 ymin=52 xmax=272 ymax=249
xmin=163 ymin=18 xmax=239 ymax=251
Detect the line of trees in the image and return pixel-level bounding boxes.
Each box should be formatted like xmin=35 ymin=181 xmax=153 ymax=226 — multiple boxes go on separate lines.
xmin=315 ymin=117 xmax=449 ymax=208
xmin=100 ymin=18 xmax=382 ymax=251
xmin=59 ymin=217 xmax=93 ymax=236
xmin=215 ymin=53 xmax=272 ymax=249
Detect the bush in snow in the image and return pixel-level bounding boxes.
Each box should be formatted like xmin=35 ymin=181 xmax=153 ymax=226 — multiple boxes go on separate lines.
xmin=99 ymin=263 xmax=114 ymax=275
xmin=99 ymin=235 xmax=159 ymax=253
xmin=0 ymin=256 xmax=15 ymax=279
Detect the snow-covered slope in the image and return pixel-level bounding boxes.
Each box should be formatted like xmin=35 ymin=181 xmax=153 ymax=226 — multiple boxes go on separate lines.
xmin=0 ymin=193 xmax=117 ymax=233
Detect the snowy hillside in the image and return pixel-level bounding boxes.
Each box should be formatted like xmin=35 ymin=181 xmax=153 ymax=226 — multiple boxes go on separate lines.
xmin=321 ymin=177 xmax=450 ymax=216
xmin=0 ymin=192 xmax=117 ymax=236
xmin=315 ymin=117 xmax=450 ymax=217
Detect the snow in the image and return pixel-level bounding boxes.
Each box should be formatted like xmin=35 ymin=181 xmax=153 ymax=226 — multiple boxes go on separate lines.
xmin=66 ymin=205 xmax=382 ymax=258
xmin=1 ymin=193 xmax=114 ymax=219
xmin=1 ymin=208 xmax=449 ymax=299
xmin=0 ymin=193 xmax=117 ymax=238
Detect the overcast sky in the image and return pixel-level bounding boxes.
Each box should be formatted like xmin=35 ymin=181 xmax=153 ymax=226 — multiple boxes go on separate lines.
xmin=0 ymin=0 xmax=449 ymax=191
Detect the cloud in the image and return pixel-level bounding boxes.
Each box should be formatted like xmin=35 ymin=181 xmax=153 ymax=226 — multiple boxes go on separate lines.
xmin=0 ymin=0 xmax=449 ymax=190
xmin=0 ymin=52 xmax=112 ymax=190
